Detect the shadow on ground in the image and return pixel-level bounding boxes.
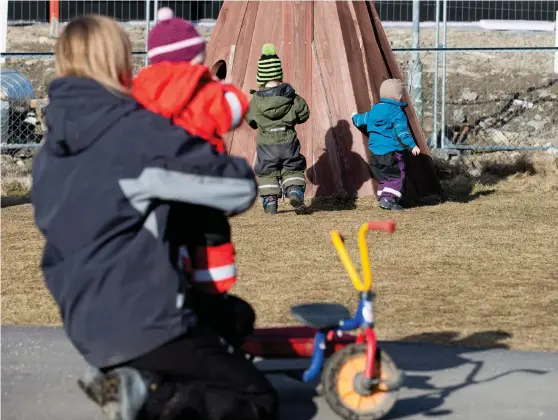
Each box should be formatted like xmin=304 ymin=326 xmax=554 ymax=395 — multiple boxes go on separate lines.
xmin=1 ymin=195 xmax=31 ymax=208
xmin=384 ymin=330 xmax=548 ymax=419
xmin=435 ymin=155 xmax=539 ymax=203
xmin=305 ymin=120 xmax=370 ymax=213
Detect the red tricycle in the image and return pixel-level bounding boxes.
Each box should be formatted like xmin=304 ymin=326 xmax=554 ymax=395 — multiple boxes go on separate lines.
xmin=242 ymin=220 xmax=403 ymax=419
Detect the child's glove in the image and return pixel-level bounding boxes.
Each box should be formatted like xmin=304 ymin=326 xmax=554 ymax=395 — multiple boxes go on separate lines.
xmin=412 ymin=146 xmax=421 ymax=156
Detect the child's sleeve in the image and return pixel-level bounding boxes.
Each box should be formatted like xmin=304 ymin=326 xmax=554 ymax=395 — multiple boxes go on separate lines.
xmin=294 ymin=95 xmax=310 ymax=123
xmin=133 ymin=114 xmax=257 ymax=217
xmin=352 ymin=112 xmax=368 ymax=130
xmin=244 ymin=102 xmax=259 ymax=130
xmin=214 ymin=84 xmax=250 ymax=135
xmin=394 ymin=110 xmax=417 ymax=149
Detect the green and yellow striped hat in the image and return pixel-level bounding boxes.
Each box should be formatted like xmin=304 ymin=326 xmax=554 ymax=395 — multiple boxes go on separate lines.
xmin=257 ymin=43 xmax=283 ymax=86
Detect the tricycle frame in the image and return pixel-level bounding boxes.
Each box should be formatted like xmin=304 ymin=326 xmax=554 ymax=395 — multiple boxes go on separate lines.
xmin=242 ymin=221 xmax=398 ymax=390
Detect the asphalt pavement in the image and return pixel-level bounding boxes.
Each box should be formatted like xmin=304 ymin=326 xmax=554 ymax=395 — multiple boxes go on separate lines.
xmin=2 ymin=326 xmax=558 ymax=420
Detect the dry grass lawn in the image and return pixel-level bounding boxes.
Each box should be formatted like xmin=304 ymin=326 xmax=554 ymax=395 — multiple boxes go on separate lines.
xmin=2 ymin=173 xmax=558 ymax=351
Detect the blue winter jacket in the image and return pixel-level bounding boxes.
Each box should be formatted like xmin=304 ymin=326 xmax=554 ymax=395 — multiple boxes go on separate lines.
xmin=32 ymin=77 xmax=257 ymax=368
xmin=352 ymin=98 xmax=417 ymax=155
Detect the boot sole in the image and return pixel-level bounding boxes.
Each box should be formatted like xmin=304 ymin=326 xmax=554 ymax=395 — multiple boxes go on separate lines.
xmin=379 ymin=204 xmax=404 ymax=211
xmin=77 ymin=373 xmax=123 ymax=420
xmin=264 ymin=206 xmax=278 ymax=215
xmin=288 ymin=193 xmax=304 ymax=208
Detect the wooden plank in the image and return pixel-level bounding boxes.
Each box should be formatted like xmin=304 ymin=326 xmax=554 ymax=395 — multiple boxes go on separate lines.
xmin=228 ymin=1 xmax=283 ymax=163
xmin=351 ymin=0 xmax=390 ymax=104
xmin=335 ymin=1 xmax=371 ymax=114
xmin=204 ymin=1 xmax=246 ymax=82
xmin=308 ymin=41 xmax=345 ymax=197
xmin=313 ymin=2 xmax=374 ymax=197
xmin=281 ymin=1 xmax=313 ymax=194
xmin=222 ymin=1 xmax=260 ymax=153
xmin=205 ymin=1 xmax=247 ymax=66
xmin=346 ymin=1 xmax=374 ymax=107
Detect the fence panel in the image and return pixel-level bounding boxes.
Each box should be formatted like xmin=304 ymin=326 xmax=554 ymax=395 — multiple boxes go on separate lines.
xmin=438 ymin=49 xmax=558 ymax=154
xmin=3 ymin=1 xmax=558 ymax=160
xmin=7 ymin=1 xmax=223 ymax=23
xmin=443 ymin=0 xmax=558 ymax=24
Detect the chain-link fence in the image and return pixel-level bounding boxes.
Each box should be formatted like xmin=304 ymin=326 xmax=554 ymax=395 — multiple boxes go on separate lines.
xmin=401 ymin=48 xmax=557 ymax=149
xmin=2 ymin=1 xmax=558 ymax=162
xmin=7 ymin=1 xmax=223 ymax=23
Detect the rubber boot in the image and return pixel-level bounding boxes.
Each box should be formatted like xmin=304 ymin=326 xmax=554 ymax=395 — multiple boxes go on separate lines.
xmin=379 ymin=198 xmax=404 ymax=211
xmin=262 ymin=195 xmax=278 ymax=214
xmin=77 ymin=366 xmax=148 ymax=420
xmin=285 ymin=186 xmax=306 ymax=214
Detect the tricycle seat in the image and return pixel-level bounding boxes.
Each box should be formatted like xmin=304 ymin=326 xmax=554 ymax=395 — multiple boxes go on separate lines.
xmin=290 ymin=303 xmax=351 ymax=329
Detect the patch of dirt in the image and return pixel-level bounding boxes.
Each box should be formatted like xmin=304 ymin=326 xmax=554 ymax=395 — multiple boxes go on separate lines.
xmin=2 ymin=177 xmax=558 ymax=351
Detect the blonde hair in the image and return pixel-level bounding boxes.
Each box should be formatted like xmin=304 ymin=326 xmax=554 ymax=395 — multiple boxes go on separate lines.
xmin=55 ymin=15 xmax=133 ymax=94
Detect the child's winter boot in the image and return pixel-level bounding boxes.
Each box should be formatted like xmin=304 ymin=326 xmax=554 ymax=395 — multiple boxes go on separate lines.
xmin=77 ymin=365 xmax=148 ymax=420
xmin=379 ymin=197 xmax=404 ymax=211
xmin=285 ymin=185 xmax=304 ymax=208
xmin=262 ymin=195 xmax=278 ymax=214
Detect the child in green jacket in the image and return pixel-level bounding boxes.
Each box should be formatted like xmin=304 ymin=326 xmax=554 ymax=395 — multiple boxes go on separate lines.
xmin=245 ymin=44 xmax=310 ymax=214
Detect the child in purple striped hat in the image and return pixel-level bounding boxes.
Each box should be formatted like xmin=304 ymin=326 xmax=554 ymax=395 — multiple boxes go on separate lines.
xmin=133 ymin=8 xmax=256 ymax=351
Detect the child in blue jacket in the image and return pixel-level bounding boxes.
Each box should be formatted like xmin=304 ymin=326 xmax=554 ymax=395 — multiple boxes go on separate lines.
xmin=352 ymin=79 xmax=421 ymax=210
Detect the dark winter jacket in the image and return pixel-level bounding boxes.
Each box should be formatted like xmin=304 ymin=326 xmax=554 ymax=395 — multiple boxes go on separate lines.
xmin=31 ymin=77 xmax=257 ymax=368
xmin=244 ymin=83 xmax=309 ymax=145
xmin=352 ymin=98 xmax=417 ymax=155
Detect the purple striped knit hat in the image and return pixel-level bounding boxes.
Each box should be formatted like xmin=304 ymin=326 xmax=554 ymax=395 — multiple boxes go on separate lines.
xmin=147 ymin=8 xmax=206 ymax=64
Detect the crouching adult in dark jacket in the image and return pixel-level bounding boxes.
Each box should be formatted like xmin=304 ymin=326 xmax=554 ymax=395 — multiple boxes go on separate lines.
xmin=31 ymin=15 xmax=278 ymax=420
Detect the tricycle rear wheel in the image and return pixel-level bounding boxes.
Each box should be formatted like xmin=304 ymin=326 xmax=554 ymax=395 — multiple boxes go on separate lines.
xmin=322 ymin=343 xmax=400 ymax=420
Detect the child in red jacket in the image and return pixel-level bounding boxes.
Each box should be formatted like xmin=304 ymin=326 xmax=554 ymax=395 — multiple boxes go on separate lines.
xmin=134 ymin=7 xmax=248 ymax=156
xmin=133 ymin=8 xmax=253 ymax=347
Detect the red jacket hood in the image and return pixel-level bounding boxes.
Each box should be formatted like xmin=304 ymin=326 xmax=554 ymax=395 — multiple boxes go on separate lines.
xmin=132 ymin=62 xmax=212 ymax=118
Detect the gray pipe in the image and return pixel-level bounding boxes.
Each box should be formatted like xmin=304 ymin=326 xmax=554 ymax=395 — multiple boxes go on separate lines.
xmin=408 ymin=0 xmax=423 ymax=126
xmin=432 ymin=0 xmax=441 ymax=148
xmin=153 ymin=0 xmax=159 ymax=22
xmin=440 ymin=0 xmax=448 ymax=149
xmin=144 ymin=0 xmax=151 ymax=67
xmin=444 ymin=145 xmax=558 ymax=152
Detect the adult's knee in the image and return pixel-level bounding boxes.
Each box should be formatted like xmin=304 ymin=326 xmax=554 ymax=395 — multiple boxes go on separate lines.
xmin=252 ymin=383 xmax=280 ymax=420
xmin=232 ymin=296 xmax=256 ymax=333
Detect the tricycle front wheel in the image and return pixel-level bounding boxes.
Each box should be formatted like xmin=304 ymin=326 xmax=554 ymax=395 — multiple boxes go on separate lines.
xmin=322 ymin=344 xmax=401 ymax=420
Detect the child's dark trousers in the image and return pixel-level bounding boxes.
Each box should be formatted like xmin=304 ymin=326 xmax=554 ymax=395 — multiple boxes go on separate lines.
xmin=369 ymin=151 xmax=407 ymax=202
xmin=105 ymin=296 xmax=274 ymax=420
xmin=126 ymin=328 xmax=278 ymax=420
xmin=254 ymin=139 xmax=307 ymax=197
xmin=192 ymin=292 xmax=256 ymax=349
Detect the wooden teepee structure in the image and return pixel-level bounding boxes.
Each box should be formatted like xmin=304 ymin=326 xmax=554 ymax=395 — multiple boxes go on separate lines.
xmin=205 ymin=0 xmax=441 ymax=200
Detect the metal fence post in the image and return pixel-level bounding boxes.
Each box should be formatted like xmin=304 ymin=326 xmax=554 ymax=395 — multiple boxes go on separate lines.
xmin=0 ymin=0 xmax=7 ymax=65
xmin=440 ymin=0 xmax=448 ymax=149
xmin=408 ymin=0 xmax=423 ymax=126
xmin=432 ymin=0 xmax=441 ymax=148
xmin=144 ymin=0 xmax=151 ymax=67
xmin=48 ymin=0 xmax=60 ymax=38
xmin=153 ymin=0 xmax=159 ymax=22
xmin=555 ymin=11 xmax=558 ymax=73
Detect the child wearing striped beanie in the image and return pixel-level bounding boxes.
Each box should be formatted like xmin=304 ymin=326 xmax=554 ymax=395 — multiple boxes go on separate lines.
xmin=256 ymin=43 xmax=284 ymax=86
xmin=245 ymin=43 xmax=310 ymax=215
xmin=132 ymin=8 xmax=255 ymax=348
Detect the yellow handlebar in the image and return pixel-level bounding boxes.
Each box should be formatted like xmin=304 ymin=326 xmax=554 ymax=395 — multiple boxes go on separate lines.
xmin=330 ymin=221 xmax=396 ymax=292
